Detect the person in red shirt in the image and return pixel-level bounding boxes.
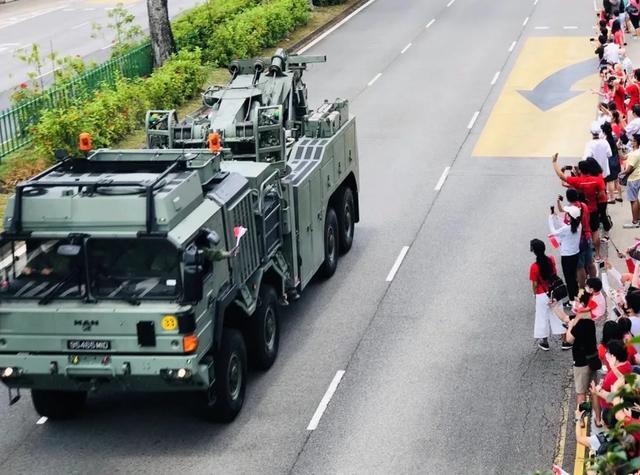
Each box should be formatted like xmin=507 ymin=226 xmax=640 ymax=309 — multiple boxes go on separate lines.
xmin=530 ymin=239 xmax=566 ymax=350
xmin=553 ymin=156 xmax=606 ymax=261
xmin=591 ymin=340 xmax=633 ymax=427
xmin=625 ymin=70 xmax=640 ymax=115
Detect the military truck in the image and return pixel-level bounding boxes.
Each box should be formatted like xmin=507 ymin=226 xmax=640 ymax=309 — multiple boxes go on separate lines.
xmin=0 ymin=52 xmax=359 ymax=422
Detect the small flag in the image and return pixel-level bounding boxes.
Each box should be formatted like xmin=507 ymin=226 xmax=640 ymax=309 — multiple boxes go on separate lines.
xmin=551 ymin=464 xmax=569 ymax=475
xmin=233 ymin=226 xmax=248 ymax=248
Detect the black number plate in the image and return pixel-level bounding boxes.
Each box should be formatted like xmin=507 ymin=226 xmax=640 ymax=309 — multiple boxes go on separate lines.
xmin=67 ymin=340 xmax=111 ymax=351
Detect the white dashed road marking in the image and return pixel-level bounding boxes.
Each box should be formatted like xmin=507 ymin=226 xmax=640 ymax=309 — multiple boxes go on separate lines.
xmin=434 ymin=167 xmax=451 ymax=192
xmin=467 ymin=111 xmax=480 ymax=130
xmin=36 ymin=417 xmax=48 ymax=425
xmin=386 ymin=247 xmax=410 ymax=282
xmin=367 ymin=73 xmax=382 ymax=87
xmin=307 ymin=371 xmax=345 ymax=430
xmin=523 ymin=16 xmax=529 ymax=27
xmin=508 ymin=40 xmax=517 ymax=52
xmin=426 ymin=18 xmax=436 ymax=29
xmin=400 ymin=43 xmax=412 ymax=54
xmin=534 ymin=26 xmax=550 ymax=30
xmin=446 ymin=0 xmax=455 ymax=7
xmin=491 ymin=71 xmax=501 ymax=85
xmin=563 ymin=25 xmax=578 ymax=30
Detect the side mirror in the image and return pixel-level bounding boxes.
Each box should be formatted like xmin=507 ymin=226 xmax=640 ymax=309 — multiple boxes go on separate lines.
xmin=182 ymin=244 xmax=203 ymax=303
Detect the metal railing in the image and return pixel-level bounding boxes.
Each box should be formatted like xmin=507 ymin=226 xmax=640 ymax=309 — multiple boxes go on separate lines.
xmin=0 ymin=42 xmax=153 ymax=159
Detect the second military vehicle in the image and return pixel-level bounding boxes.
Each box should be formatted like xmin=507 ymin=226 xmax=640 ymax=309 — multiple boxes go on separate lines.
xmin=0 ymin=50 xmax=359 ymax=422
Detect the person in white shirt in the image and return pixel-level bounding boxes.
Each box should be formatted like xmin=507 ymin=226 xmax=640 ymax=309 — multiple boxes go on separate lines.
xmin=604 ymin=40 xmax=621 ymax=65
xmin=584 ymin=122 xmax=612 ymax=179
xmin=621 ymin=50 xmax=634 ymax=76
xmin=625 ymin=104 xmax=640 ymax=139
xmin=548 ymin=205 xmax=582 ymax=302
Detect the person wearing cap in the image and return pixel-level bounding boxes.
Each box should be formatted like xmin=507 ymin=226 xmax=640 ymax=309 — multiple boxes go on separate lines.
xmin=622 ymin=134 xmax=640 ymax=227
xmin=584 ymin=122 xmax=612 ymax=179
xmin=548 ymin=204 xmax=582 ymax=303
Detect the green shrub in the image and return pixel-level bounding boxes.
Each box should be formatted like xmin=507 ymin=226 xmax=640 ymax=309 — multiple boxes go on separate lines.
xmin=173 ymin=0 xmax=257 ymax=62
xmin=32 ymin=50 xmax=205 ymax=156
xmin=209 ymin=0 xmax=310 ymax=66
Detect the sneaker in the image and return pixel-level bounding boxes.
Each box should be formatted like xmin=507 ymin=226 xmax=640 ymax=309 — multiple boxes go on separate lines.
xmin=623 ymin=222 xmax=640 ymax=228
xmin=601 ymin=235 xmax=610 ymax=243
xmin=538 ymin=340 xmax=550 ymax=351
xmin=561 ymin=341 xmax=573 ymax=350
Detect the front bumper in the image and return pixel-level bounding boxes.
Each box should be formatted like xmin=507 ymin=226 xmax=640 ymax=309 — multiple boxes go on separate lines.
xmin=0 ymin=353 xmax=211 ymax=392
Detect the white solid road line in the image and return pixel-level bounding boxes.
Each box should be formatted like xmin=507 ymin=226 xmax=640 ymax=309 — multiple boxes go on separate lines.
xmin=367 ymin=73 xmax=382 ymax=86
xmin=400 ymin=43 xmax=412 ymax=54
xmin=446 ymin=0 xmax=455 ymax=7
xmin=534 ymin=0 xmax=539 ymax=4
xmin=386 ymin=246 xmax=410 ymax=282
xmin=426 ymin=18 xmax=436 ymax=29
xmin=36 ymin=67 xmax=61 ymax=80
xmin=297 ymin=0 xmax=378 ymax=54
xmin=508 ymin=40 xmax=517 ymax=52
xmin=307 ymin=370 xmax=345 ymax=431
xmin=467 ymin=111 xmax=480 ymax=129
xmin=36 ymin=416 xmax=48 ymax=425
xmin=434 ymin=167 xmax=451 ymax=192
xmin=523 ymin=16 xmax=529 ymax=27
xmin=490 ymin=71 xmax=501 ymax=85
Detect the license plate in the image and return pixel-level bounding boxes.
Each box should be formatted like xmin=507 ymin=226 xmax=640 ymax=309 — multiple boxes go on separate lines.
xmin=67 ymin=339 xmax=111 ymax=351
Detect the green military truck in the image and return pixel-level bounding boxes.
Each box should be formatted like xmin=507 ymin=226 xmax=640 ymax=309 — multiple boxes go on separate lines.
xmin=0 ymin=51 xmax=359 ymax=422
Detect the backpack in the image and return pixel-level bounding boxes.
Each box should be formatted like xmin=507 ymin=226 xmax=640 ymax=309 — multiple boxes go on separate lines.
xmin=547 ymin=274 xmax=568 ymax=302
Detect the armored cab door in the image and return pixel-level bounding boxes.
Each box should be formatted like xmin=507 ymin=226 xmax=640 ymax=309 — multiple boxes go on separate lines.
xmin=296 ymin=180 xmax=315 ymax=286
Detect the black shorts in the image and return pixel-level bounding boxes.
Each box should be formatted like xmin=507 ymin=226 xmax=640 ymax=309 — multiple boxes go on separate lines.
xmin=631 ymin=13 xmax=640 ymax=29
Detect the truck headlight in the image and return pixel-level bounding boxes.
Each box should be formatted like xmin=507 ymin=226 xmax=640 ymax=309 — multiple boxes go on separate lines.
xmin=0 ymin=367 xmax=23 ymax=379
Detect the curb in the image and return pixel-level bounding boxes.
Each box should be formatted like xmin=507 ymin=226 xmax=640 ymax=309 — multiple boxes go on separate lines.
xmin=287 ymin=0 xmax=371 ymax=54
xmin=0 ymin=0 xmax=19 ymax=4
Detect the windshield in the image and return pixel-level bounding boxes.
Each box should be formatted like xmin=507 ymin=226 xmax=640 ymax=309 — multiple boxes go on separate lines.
xmin=0 ymin=239 xmax=85 ymax=299
xmin=87 ymin=238 xmax=181 ymax=300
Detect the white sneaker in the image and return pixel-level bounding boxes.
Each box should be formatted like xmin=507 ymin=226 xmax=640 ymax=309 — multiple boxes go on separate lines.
xmin=623 ymin=222 xmax=640 ymax=228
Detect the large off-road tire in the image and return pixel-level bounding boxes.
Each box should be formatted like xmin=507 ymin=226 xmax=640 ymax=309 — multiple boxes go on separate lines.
xmin=247 ymin=285 xmax=280 ymax=371
xmin=319 ymin=207 xmax=339 ymax=279
xmin=31 ymin=389 xmax=87 ymax=420
xmin=199 ymin=329 xmax=247 ymax=423
xmin=338 ymin=187 xmax=355 ymax=254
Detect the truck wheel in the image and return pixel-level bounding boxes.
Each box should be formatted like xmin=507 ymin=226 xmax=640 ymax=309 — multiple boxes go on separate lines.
xmin=31 ymin=389 xmax=87 ymax=420
xmin=200 ymin=329 xmax=247 ymax=423
xmin=248 ymin=285 xmax=280 ymax=371
xmin=319 ymin=207 xmax=339 ymax=279
xmin=338 ymin=187 xmax=355 ymax=254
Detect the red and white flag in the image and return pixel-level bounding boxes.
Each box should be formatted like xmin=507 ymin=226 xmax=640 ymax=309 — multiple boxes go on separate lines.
xmin=233 ymin=226 xmax=248 ymax=248
xmin=551 ymin=464 xmax=569 ymax=475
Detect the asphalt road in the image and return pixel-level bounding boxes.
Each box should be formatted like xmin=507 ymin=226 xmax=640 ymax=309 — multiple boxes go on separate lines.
xmin=0 ymin=0 xmax=199 ymax=108
xmin=0 ymin=0 xmax=600 ymax=473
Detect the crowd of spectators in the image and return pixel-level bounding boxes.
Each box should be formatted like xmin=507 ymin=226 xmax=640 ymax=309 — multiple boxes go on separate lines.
xmin=531 ymin=2 xmax=640 ymax=472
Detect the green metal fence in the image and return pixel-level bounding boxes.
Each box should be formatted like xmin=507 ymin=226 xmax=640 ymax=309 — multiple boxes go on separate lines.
xmin=0 ymin=42 xmax=153 ymax=159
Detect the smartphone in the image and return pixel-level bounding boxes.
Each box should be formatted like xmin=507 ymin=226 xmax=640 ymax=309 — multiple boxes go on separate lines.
xmin=558 ymin=195 xmax=564 ymax=202
xmin=613 ymin=307 xmax=622 ymax=318
xmin=550 ymin=206 xmax=555 ymax=214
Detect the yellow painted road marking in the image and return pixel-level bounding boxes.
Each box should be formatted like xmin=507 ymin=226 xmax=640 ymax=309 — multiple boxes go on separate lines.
xmin=574 ymin=422 xmax=587 ymax=475
xmin=473 ymin=37 xmax=599 ymax=158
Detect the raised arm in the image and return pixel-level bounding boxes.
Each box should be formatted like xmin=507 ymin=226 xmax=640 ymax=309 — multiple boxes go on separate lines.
xmin=552 ymin=153 xmax=568 ymax=182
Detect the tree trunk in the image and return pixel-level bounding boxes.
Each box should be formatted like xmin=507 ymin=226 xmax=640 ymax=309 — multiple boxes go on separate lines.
xmin=147 ymin=0 xmax=176 ymax=67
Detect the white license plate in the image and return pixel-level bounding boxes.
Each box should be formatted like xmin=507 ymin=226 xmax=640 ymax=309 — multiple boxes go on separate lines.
xmin=67 ymin=340 xmax=111 ymax=351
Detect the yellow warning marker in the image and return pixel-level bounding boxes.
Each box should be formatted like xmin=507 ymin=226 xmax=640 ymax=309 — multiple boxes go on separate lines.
xmin=473 ymin=37 xmax=600 ymax=158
